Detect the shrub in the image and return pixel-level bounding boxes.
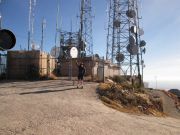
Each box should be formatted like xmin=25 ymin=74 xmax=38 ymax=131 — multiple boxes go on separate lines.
xmin=112 ymin=75 xmax=126 ymax=84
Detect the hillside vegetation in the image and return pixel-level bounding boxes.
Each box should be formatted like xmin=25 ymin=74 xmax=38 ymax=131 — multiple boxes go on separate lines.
xmin=97 ymin=76 xmax=164 ymax=116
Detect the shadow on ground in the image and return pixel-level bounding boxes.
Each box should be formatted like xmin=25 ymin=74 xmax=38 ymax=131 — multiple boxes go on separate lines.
xmin=19 ymin=87 xmax=78 ymax=95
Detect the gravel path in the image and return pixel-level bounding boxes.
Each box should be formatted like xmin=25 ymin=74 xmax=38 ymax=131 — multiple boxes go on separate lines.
xmin=0 ymin=80 xmax=180 ymax=135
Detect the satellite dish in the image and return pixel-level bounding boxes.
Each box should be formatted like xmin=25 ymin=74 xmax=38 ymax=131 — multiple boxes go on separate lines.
xmin=141 ymin=60 xmax=144 ymax=64
xmin=127 ymin=44 xmax=138 ymax=55
xmin=140 ymin=40 xmax=146 ymax=47
xmin=50 ymin=46 xmax=60 ymax=58
xmin=94 ymin=54 xmax=100 ymax=59
xmin=31 ymin=43 xmax=40 ymax=50
xmin=139 ymin=28 xmax=144 ymax=36
xmin=129 ymin=35 xmax=136 ymax=45
xmin=70 ymin=47 xmax=78 ymax=58
xmin=116 ymin=53 xmax=125 ymax=62
xmin=126 ymin=10 xmax=136 ymax=18
xmin=130 ymin=26 xmax=137 ymax=34
xmin=0 ymin=29 xmax=16 ymax=51
xmin=142 ymin=48 xmax=146 ymax=54
xmin=113 ymin=20 xmax=120 ymax=28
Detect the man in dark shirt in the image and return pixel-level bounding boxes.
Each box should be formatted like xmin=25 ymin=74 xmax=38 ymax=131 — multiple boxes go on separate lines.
xmin=76 ymin=61 xmax=86 ymax=88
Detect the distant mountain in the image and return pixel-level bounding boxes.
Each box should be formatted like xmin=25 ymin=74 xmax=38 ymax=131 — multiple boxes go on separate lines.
xmin=168 ymin=89 xmax=180 ymax=97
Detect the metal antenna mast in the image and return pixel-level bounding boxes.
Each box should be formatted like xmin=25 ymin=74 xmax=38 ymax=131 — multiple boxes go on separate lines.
xmin=0 ymin=0 xmax=4 ymax=29
xmin=28 ymin=0 xmax=36 ymax=51
xmin=106 ymin=0 xmax=146 ymax=85
xmin=79 ymin=0 xmax=93 ymax=57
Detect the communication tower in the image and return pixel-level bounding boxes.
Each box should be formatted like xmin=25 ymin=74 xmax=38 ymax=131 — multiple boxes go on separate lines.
xmin=106 ymin=0 xmax=146 ymax=84
xmin=28 ymin=0 xmax=36 ymax=50
xmin=79 ymin=0 xmax=93 ymax=57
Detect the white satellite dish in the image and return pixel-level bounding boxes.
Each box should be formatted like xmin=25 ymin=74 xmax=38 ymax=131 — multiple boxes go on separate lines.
xmin=50 ymin=46 xmax=60 ymax=58
xmin=130 ymin=26 xmax=137 ymax=34
xmin=31 ymin=43 xmax=40 ymax=50
xmin=70 ymin=47 xmax=78 ymax=58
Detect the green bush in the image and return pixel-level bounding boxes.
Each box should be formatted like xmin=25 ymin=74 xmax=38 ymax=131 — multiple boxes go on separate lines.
xmin=112 ymin=75 xmax=126 ymax=84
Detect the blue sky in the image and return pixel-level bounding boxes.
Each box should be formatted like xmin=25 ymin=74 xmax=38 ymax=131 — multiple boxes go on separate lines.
xmin=1 ymin=0 xmax=180 ymax=89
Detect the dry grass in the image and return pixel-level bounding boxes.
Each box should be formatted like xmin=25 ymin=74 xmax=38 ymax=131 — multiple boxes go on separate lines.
xmin=97 ymin=82 xmax=164 ymax=117
xmin=98 ymin=83 xmax=112 ymax=91
xmin=100 ymin=96 xmax=141 ymax=114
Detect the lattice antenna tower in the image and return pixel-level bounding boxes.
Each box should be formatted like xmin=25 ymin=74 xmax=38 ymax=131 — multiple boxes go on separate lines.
xmin=0 ymin=0 xmax=4 ymax=29
xmin=106 ymin=0 xmax=122 ymax=64
xmin=28 ymin=0 xmax=36 ymax=50
xmin=106 ymin=0 xmax=144 ymax=80
xmin=79 ymin=0 xmax=93 ymax=57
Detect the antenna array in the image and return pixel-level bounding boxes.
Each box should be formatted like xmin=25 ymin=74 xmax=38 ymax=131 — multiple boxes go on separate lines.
xmin=106 ymin=0 xmax=146 ymax=84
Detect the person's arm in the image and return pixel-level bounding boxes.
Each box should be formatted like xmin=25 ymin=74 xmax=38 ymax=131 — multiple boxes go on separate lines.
xmin=84 ymin=66 xmax=86 ymax=75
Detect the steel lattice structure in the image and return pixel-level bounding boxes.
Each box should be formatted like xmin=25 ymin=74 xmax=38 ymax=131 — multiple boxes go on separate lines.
xmin=106 ymin=0 xmax=144 ymax=82
xmin=79 ymin=0 xmax=93 ymax=57
xmin=28 ymin=0 xmax=36 ymax=51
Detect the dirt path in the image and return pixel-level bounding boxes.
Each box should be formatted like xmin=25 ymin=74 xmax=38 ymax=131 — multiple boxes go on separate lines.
xmin=152 ymin=90 xmax=180 ymax=119
xmin=0 ymin=80 xmax=180 ymax=135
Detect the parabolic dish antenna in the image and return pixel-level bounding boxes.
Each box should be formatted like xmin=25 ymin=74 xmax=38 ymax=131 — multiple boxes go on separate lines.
xmin=130 ymin=26 xmax=137 ymax=34
xmin=70 ymin=47 xmax=78 ymax=58
xmin=129 ymin=35 xmax=136 ymax=45
xmin=140 ymin=40 xmax=146 ymax=47
xmin=0 ymin=29 xmax=16 ymax=51
xmin=113 ymin=20 xmax=120 ymax=28
xmin=31 ymin=42 xmax=40 ymax=50
xmin=126 ymin=10 xmax=136 ymax=18
xmin=139 ymin=28 xmax=144 ymax=36
xmin=116 ymin=53 xmax=125 ymax=62
xmin=127 ymin=44 xmax=138 ymax=55
xmin=50 ymin=46 xmax=60 ymax=58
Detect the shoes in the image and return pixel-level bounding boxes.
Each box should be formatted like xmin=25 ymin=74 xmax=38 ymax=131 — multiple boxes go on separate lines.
xmin=77 ymin=85 xmax=83 ymax=89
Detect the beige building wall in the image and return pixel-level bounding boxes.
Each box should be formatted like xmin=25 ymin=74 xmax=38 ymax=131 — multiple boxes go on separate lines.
xmin=7 ymin=50 xmax=55 ymax=79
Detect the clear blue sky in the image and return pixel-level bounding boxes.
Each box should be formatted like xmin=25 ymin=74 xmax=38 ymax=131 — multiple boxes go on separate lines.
xmin=1 ymin=0 xmax=180 ymax=89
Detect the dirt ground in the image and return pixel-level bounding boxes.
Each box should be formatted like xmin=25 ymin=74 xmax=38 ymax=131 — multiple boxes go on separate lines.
xmin=0 ymin=80 xmax=180 ymax=135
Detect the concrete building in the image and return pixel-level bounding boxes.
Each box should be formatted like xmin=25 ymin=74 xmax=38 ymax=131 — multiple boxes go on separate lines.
xmin=7 ymin=50 xmax=55 ymax=79
xmin=6 ymin=51 xmax=120 ymax=81
xmin=59 ymin=57 xmax=120 ymax=81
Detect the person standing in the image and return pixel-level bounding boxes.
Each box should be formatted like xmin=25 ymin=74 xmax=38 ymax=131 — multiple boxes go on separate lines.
xmin=76 ymin=60 xmax=86 ymax=88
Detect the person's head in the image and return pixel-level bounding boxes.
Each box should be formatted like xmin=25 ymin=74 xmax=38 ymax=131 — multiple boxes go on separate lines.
xmin=80 ymin=63 xmax=84 ymax=67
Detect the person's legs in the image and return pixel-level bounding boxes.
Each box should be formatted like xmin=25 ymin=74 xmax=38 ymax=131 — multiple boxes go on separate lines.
xmin=81 ymin=76 xmax=84 ymax=88
xmin=77 ymin=75 xmax=80 ymax=88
